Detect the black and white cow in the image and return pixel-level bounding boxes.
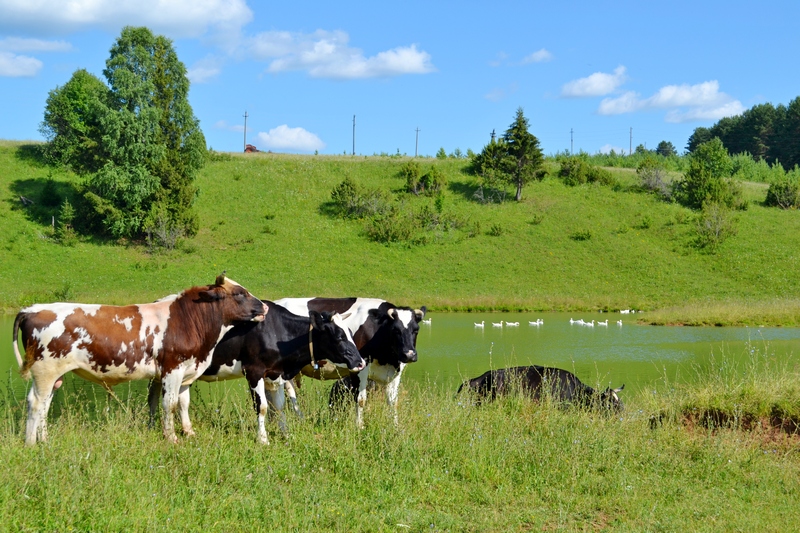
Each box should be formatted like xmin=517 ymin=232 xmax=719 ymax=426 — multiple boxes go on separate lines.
xmin=148 ymin=300 xmax=364 ymax=444
xmin=458 ymin=365 xmax=624 ymax=412
xmin=274 ymin=297 xmax=426 ymax=428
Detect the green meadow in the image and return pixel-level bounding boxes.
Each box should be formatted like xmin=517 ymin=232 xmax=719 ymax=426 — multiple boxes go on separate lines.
xmin=1 ymin=141 xmax=799 ymax=325
xmin=0 ymin=348 xmax=798 ymax=532
xmin=2 ymin=141 xmax=800 ymax=531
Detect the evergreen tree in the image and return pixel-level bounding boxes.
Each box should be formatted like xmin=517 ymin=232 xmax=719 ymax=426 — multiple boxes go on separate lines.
xmin=655 ymin=141 xmax=677 ymax=157
xmin=503 ymin=107 xmax=544 ymax=201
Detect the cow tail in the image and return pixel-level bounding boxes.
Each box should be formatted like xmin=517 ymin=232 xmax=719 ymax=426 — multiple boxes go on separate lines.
xmin=12 ymin=312 xmax=30 ymax=379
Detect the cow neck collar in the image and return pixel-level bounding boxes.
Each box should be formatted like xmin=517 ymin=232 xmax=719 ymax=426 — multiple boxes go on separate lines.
xmin=309 ymin=322 xmax=319 ymax=370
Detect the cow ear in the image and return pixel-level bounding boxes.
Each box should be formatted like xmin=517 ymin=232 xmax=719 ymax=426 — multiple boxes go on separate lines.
xmin=414 ymin=306 xmax=427 ymax=321
xmin=198 ymin=288 xmax=222 ymax=302
xmin=369 ymin=308 xmax=390 ymax=325
xmin=309 ymin=310 xmax=327 ymax=328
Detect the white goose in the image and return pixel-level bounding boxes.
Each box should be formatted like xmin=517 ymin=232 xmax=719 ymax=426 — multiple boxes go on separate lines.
xmin=492 ymin=321 xmax=504 ymax=328
xmin=422 ymin=317 xmax=432 ymax=325
xmin=597 ymin=319 xmax=608 ymax=326
xmin=617 ymin=320 xmax=623 ymax=326
xmin=505 ymin=321 xmax=520 ymax=327
xmin=529 ymin=319 xmax=543 ymax=326
xmin=474 ymin=320 xmax=485 ymax=328
xmin=584 ymin=320 xmax=595 ymax=327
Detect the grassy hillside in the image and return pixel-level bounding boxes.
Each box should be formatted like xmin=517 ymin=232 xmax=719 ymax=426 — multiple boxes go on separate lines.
xmin=2 ymin=141 xmax=799 ymax=324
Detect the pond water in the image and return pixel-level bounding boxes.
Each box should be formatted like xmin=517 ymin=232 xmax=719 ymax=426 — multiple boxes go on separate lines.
xmin=2 ymin=312 xmax=798 ymax=406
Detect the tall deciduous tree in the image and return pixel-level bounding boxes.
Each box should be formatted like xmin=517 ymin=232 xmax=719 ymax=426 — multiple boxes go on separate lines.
xmin=40 ymin=26 xmax=205 ymax=239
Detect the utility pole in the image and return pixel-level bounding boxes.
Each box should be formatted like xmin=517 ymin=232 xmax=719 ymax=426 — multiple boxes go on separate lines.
xmin=352 ymin=115 xmax=356 ymax=155
xmin=570 ymin=128 xmax=573 ymax=155
xmin=243 ymin=111 xmax=248 ymax=152
xmin=629 ymin=127 xmax=632 ymax=155
xmin=415 ymin=127 xmax=420 ymax=158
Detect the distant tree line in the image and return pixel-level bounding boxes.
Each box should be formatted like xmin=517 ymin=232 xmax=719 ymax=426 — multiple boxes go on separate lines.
xmin=687 ymin=98 xmax=800 ymax=169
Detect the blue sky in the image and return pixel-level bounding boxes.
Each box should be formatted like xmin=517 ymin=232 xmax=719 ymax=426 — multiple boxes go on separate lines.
xmin=1 ymin=0 xmax=798 ymax=157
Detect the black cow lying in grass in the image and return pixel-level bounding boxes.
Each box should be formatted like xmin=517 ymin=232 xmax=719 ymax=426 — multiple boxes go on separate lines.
xmin=458 ymin=365 xmax=624 ymax=412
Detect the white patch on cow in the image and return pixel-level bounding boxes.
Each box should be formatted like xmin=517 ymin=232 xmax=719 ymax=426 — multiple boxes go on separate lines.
xmin=274 ymin=297 xmax=315 ymax=317
xmin=393 ymin=309 xmax=414 ymax=329
xmin=200 ymin=360 xmax=243 ymax=381
xmin=137 ymin=298 xmax=173 ymax=359
xmin=331 ymin=313 xmax=357 ymax=347
xmin=113 ymin=314 xmax=134 ymax=332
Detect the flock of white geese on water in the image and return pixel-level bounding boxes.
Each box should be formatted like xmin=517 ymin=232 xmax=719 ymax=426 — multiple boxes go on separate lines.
xmin=471 ymin=310 xmax=638 ymax=329
xmin=421 ymin=310 xmax=639 ymax=329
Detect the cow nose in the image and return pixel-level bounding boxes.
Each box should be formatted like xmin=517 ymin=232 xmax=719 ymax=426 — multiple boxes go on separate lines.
xmin=406 ymin=350 xmax=417 ymax=362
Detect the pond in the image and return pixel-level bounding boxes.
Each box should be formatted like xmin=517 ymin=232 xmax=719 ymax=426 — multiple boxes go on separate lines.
xmin=2 ymin=312 xmax=798 ymax=406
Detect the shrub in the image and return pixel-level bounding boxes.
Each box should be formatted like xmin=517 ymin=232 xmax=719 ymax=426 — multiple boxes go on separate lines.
xmin=559 ymin=156 xmax=615 ymax=187
xmin=764 ymin=167 xmax=800 ymax=209
xmin=674 ymin=138 xmax=744 ymax=210
xmin=365 ymin=205 xmax=414 ymax=243
xmin=637 ymin=157 xmax=671 ymax=199
xmin=330 ymin=177 xmax=390 ymax=219
xmin=56 ymin=198 xmax=78 ymax=246
xmin=488 ymin=223 xmax=503 ymax=237
xmin=570 ymin=229 xmax=592 ymax=241
xmin=694 ymin=202 xmax=737 ymax=252
xmin=419 ymin=166 xmax=446 ymax=195
xmin=399 ymin=161 xmax=422 ymax=194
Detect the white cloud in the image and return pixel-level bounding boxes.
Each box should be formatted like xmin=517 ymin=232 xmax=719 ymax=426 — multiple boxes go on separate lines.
xmin=598 ymin=80 xmax=745 ymax=123
xmin=187 ymin=56 xmax=224 ymax=84
xmin=0 ymin=0 xmax=253 ymax=38
xmin=484 ymin=83 xmax=518 ymax=102
xmin=522 ymin=48 xmax=553 ymax=64
xmin=256 ymin=125 xmax=325 ymax=152
xmin=561 ymin=66 xmax=627 ymax=97
xmin=0 ymin=37 xmax=72 ymax=52
xmin=0 ymin=51 xmax=42 ymax=77
xmin=250 ymin=30 xmax=435 ymax=79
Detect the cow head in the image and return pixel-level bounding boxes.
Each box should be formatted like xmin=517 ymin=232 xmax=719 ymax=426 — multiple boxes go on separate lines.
xmin=198 ymin=275 xmax=267 ymax=323
xmin=310 ymin=311 xmax=365 ymax=372
xmin=596 ymin=384 xmax=625 ymax=412
xmin=371 ymin=305 xmax=426 ymax=364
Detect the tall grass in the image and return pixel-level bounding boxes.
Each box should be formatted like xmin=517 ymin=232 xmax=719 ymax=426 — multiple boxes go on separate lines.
xmin=0 ymin=351 xmax=799 ymax=531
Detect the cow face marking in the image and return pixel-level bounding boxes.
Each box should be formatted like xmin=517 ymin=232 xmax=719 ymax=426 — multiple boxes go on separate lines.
xmin=384 ymin=306 xmax=425 ymax=364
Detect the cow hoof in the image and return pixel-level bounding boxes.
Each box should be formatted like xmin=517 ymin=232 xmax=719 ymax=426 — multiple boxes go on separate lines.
xmin=183 ymin=429 xmax=196 ymax=437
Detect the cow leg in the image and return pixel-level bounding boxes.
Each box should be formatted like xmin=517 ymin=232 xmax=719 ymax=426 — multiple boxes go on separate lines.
xmin=25 ymin=373 xmax=61 ymax=445
xmin=147 ymin=380 xmax=162 ymax=429
xmin=384 ymin=366 xmax=405 ymax=426
xmin=266 ymin=380 xmax=288 ymax=435
xmin=178 ymin=385 xmax=195 ymax=437
xmin=161 ymin=369 xmax=184 ymax=443
xmin=248 ymin=378 xmax=271 ymax=445
xmin=354 ymin=369 xmax=369 ymax=430
xmin=284 ymin=379 xmax=304 ymax=419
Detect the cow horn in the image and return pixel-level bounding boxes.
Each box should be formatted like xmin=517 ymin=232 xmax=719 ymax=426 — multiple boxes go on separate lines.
xmin=613 ymin=384 xmax=625 ymax=393
xmin=387 ymin=309 xmax=396 ymax=319
xmin=414 ymin=308 xmax=426 ymax=320
xmin=215 ymin=270 xmax=227 ymax=286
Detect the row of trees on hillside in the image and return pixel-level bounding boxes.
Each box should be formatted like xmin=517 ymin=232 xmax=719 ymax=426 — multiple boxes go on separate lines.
xmin=40 ymin=26 xmax=205 ymax=243
xmin=687 ymin=98 xmax=800 ymax=169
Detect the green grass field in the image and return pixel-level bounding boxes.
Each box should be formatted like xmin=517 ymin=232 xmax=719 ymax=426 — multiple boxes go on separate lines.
xmin=2 ymin=141 xmax=800 ymax=531
xmin=0 ymin=350 xmax=798 ymax=532
xmin=1 ymin=140 xmax=799 ymax=324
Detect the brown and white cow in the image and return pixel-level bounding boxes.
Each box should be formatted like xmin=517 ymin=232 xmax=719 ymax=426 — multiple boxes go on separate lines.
xmin=12 ymin=274 xmax=267 ymax=445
